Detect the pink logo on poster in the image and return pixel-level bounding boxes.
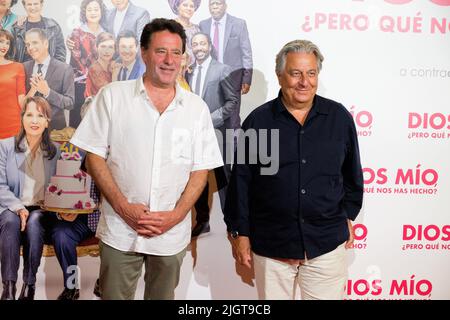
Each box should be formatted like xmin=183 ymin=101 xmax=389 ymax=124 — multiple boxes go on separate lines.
xmin=349 ymin=106 xmax=373 ymax=137
xmin=383 ymin=0 xmax=450 ymax=5
xmin=408 ymin=112 xmax=450 ymax=140
xmin=349 ymin=224 xmax=368 ymax=250
xmin=346 ymin=279 xmax=382 ymax=297
xmin=402 ymin=225 xmax=450 ymax=251
xmin=346 ymin=276 xmax=433 ymax=299
xmin=363 ymin=165 xmax=439 ymax=195
xmin=301 ymin=1 xmax=450 ymax=34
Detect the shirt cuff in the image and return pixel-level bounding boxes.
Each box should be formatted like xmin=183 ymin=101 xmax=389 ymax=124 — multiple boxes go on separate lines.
xmin=70 ymin=138 xmax=108 ymax=159
xmin=191 ymin=161 xmax=224 ymax=172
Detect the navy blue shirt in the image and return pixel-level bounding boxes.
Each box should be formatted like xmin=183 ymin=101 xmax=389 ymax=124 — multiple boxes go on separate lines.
xmin=224 ymin=93 xmax=364 ymax=260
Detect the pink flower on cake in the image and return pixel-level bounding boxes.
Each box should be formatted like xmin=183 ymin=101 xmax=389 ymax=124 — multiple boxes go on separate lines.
xmin=48 ymin=185 xmax=57 ymax=193
xmin=73 ymin=172 xmax=83 ymax=181
xmin=61 ymin=150 xmax=82 ymax=161
xmin=61 ymin=152 xmax=70 ymax=160
xmin=74 ymin=201 xmax=83 ymax=209
xmin=85 ymin=202 xmax=92 ymax=208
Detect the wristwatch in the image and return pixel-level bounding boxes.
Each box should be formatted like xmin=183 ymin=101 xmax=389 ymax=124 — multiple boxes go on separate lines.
xmin=230 ymin=230 xmax=239 ymax=239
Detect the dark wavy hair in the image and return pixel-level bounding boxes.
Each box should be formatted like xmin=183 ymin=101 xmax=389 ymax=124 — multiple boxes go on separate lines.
xmin=168 ymin=0 xmax=201 ymax=15
xmin=0 ymin=30 xmax=15 ymax=60
xmin=140 ymin=18 xmax=187 ymax=53
xmin=15 ymin=96 xmax=56 ymax=160
xmin=79 ymin=0 xmax=107 ymax=25
xmin=117 ymin=30 xmax=138 ymax=47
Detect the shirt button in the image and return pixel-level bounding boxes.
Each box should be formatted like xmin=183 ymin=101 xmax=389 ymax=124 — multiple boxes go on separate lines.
xmin=301 ymin=189 xmax=306 ymax=195
xmin=301 ymin=218 xmax=305 ymax=223
xmin=301 ymin=159 xmax=307 ymax=164
xmin=300 ymin=130 xmax=305 ymax=135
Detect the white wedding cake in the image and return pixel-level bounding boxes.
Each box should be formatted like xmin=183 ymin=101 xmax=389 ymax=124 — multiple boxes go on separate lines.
xmin=44 ymin=142 xmax=95 ymax=210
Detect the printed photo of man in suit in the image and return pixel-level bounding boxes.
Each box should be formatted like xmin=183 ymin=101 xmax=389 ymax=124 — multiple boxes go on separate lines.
xmin=104 ymin=0 xmax=150 ymax=41
xmin=23 ymin=28 xmax=75 ymax=130
xmin=113 ymin=30 xmax=145 ymax=81
xmin=187 ymin=32 xmax=239 ymax=237
xmin=200 ymin=0 xmax=253 ymax=129
xmin=12 ymin=0 xmax=66 ymax=63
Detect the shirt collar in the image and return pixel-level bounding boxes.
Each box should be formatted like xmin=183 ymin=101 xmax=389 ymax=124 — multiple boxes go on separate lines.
xmin=213 ymin=13 xmax=227 ymax=26
xmin=122 ymin=59 xmax=136 ymax=72
xmin=24 ymin=139 xmax=42 ymax=156
xmin=197 ymin=55 xmax=212 ymax=70
xmin=1 ymin=10 xmax=13 ymax=22
xmin=116 ymin=3 xmax=130 ymax=14
xmin=36 ymin=54 xmax=51 ymax=68
xmin=275 ymin=90 xmax=329 ymax=116
xmin=80 ymin=23 xmax=105 ymax=35
xmin=135 ymin=77 xmax=185 ymax=109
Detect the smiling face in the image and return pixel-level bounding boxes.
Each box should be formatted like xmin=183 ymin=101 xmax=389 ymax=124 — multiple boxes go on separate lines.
xmin=97 ymin=39 xmax=115 ymax=63
xmin=0 ymin=0 xmax=12 ymax=14
xmin=23 ymin=0 xmax=43 ymax=20
xmin=85 ymin=0 xmax=101 ymax=24
xmin=277 ymin=52 xmax=319 ymax=109
xmin=209 ymin=0 xmax=226 ymax=21
xmin=118 ymin=36 xmax=137 ymax=65
xmin=24 ymin=31 xmax=49 ymax=63
xmin=0 ymin=35 xmax=10 ymax=58
xmin=22 ymin=100 xmax=49 ymax=138
xmin=141 ymin=30 xmax=183 ymax=89
xmin=191 ymin=33 xmax=210 ymax=64
xmin=178 ymin=0 xmax=195 ymax=20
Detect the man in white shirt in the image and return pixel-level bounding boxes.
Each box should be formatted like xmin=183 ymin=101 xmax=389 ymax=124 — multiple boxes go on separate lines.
xmin=71 ymin=18 xmax=223 ymax=300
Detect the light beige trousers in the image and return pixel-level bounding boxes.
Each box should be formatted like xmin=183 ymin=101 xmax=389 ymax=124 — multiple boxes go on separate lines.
xmin=253 ymin=242 xmax=347 ymax=300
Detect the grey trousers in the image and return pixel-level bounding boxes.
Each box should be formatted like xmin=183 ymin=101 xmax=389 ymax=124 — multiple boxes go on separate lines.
xmin=98 ymin=240 xmax=186 ymax=300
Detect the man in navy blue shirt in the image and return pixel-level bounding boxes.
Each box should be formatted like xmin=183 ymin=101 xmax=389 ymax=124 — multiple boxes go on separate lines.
xmin=224 ymin=40 xmax=364 ymax=300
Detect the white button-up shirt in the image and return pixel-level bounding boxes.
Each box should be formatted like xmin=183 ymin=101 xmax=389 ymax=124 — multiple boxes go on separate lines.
xmin=71 ymin=78 xmax=223 ymax=255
